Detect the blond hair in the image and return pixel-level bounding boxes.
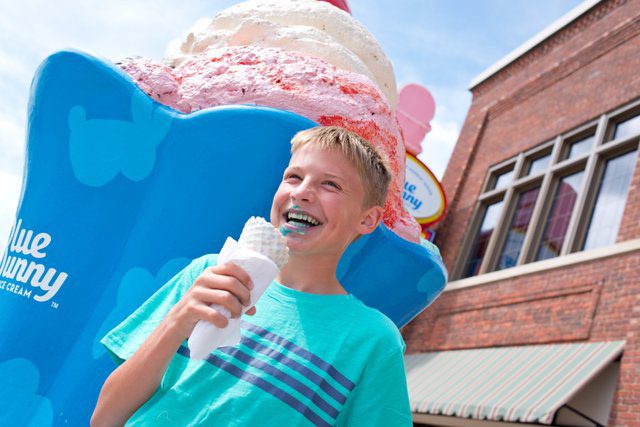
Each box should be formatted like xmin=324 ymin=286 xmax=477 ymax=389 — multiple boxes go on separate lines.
xmin=290 ymin=126 xmax=391 ymax=208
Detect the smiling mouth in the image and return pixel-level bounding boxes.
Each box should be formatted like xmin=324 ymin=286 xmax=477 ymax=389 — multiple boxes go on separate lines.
xmin=282 ymin=210 xmax=322 ymax=229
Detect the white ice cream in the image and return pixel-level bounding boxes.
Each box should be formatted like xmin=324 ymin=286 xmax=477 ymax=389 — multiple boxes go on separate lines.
xmin=164 ymin=0 xmax=398 ymax=109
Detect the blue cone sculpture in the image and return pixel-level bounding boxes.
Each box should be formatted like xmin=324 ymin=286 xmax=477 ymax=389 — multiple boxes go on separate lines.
xmin=0 ymin=50 xmax=447 ymax=425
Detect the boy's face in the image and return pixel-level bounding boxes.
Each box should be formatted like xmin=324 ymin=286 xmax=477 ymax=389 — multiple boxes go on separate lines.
xmin=270 ymin=145 xmax=382 ymax=258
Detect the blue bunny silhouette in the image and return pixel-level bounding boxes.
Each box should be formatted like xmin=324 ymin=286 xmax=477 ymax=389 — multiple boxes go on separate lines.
xmin=0 ymin=358 xmax=52 ymax=427
xmin=68 ymin=94 xmax=172 ymax=186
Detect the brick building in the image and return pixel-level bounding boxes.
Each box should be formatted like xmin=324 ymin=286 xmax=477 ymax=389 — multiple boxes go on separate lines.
xmin=403 ymin=0 xmax=640 ymax=425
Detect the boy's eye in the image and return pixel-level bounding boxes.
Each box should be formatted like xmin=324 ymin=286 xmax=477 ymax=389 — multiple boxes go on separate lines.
xmin=285 ymin=174 xmax=301 ymax=180
xmin=324 ymin=181 xmax=340 ymax=189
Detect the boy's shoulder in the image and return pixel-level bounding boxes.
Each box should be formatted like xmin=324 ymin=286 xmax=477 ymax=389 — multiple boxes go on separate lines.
xmin=347 ymin=297 xmax=406 ymax=354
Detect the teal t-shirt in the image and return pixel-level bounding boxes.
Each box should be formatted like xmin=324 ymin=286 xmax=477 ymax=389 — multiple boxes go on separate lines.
xmin=101 ymin=254 xmax=412 ymax=426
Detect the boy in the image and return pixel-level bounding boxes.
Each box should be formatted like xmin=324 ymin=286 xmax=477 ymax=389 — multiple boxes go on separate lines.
xmin=91 ymin=126 xmax=413 ymax=426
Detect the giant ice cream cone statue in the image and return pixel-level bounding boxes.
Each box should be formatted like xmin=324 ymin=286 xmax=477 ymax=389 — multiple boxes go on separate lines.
xmin=121 ymin=0 xmax=417 ymax=241
xmin=0 ymin=0 xmax=446 ymax=425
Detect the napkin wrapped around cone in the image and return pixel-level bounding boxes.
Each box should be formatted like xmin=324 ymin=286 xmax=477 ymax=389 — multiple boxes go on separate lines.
xmin=188 ymin=217 xmax=288 ymax=360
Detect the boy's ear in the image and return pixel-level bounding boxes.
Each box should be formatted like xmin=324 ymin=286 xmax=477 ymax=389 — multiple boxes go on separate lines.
xmin=357 ymin=205 xmax=384 ymax=235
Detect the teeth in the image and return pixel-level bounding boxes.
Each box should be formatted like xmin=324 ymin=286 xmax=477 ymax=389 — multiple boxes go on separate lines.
xmin=286 ymin=211 xmax=320 ymax=226
xmin=289 ymin=220 xmax=309 ymax=228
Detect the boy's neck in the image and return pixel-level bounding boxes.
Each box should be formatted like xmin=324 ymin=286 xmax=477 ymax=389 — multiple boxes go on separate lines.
xmin=276 ymin=254 xmax=348 ymax=295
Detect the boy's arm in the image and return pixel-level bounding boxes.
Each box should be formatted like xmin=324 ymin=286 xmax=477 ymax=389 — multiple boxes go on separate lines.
xmin=90 ymin=313 xmax=187 ymax=427
xmin=90 ymin=260 xmax=255 ymax=427
xmin=335 ymin=345 xmax=413 ymax=427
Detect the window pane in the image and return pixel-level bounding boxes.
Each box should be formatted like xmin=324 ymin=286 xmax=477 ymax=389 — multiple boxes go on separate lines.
xmin=493 ymin=169 xmax=514 ymax=190
xmin=495 ymin=187 xmax=541 ymax=270
xmin=583 ymin=150 xmax=638 ymax=250
xmin=527 ymin=154 xmax=551 ymax=175
xmin=613 ymin=114 xmax=640 ymax=140
xmin=463 ymin=200 xmax=505 ymax=278
xmin=567 ymin=135 xmax=594 ymax=159
xmin=535 ymin=171 xmax=585 ymax=261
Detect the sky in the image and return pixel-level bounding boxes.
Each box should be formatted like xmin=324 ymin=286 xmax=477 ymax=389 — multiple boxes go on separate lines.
xmin=0 ymin=0 xmax=583 ymax=245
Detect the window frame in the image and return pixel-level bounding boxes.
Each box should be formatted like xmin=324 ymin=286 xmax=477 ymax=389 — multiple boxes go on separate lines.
xmin=492 ymin=181 xmax=543 ymax=271
xmin=453 ymin=99 xmax=640 ymax=280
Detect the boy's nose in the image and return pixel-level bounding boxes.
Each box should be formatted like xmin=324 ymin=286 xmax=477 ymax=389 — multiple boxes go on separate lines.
xmin=291 ymin=181 xmax=315 ymax=203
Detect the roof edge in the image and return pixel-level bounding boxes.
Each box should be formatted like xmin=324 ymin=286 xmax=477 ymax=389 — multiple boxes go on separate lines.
xmin=468 ymin=0 xmax=603 ymax=90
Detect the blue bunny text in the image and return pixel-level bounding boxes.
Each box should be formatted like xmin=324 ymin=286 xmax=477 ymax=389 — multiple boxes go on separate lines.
xmin=0 ymin=219 xmax=68 ymax=303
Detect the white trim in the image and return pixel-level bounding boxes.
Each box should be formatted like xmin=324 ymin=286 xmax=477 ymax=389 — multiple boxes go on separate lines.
xmin=469 ymin=0 xmax=603 ymax=90
xmin=445 ymin=238 xmax=640 ymax=292
xmin=412 ymin=413 xmax=545 ymax=427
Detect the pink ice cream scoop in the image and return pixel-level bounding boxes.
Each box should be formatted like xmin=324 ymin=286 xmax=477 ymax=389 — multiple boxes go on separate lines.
xmin=118 ymin=46 xmax=420 ymax=242
xmin=114 ymin=0 xmax=423 ymax=242
xmin=116 ymin=57 xmax=181 ymax=108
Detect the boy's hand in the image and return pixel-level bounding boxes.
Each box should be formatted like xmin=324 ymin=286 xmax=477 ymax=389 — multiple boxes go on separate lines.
xmin=167 ymin=263 xmax=256 ymax=341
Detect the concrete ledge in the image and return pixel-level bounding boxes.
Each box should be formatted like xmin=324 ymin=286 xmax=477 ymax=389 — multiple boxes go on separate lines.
xmin=445 ymin=238 xmax=640 ymax=292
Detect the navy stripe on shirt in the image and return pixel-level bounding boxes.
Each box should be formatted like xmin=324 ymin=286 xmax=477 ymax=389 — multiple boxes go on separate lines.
xmin=177 ymin=345 xmax=333 ymax=427
xmin=236 ymin=330 xmax=349 ymax=405
xmin=219 ymin=345 xmax=340 ymax=418
xmin=241 ymin=320 xmax=355 ymax=391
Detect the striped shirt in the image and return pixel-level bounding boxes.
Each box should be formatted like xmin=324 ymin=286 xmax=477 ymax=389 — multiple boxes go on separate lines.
xmin=101 ymin=254 xmax=412 ymax=426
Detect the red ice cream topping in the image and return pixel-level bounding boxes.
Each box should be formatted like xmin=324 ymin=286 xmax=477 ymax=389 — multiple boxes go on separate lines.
xmin=118 ymin=46 xmax=419 ymax=242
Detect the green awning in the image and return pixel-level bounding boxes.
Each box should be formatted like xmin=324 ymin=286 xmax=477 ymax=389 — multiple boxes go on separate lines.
xmin=406 ymin=341 xmax=625 ymax=425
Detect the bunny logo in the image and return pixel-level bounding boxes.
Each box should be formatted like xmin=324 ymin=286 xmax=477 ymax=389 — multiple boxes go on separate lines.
xmin=68 ymin=94 xmax=172 ymax=187
xmin=0 ymin=218 xmax=68 ymax=303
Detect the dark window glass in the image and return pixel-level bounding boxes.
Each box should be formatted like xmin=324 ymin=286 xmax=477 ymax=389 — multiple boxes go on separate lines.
xmin=583 ymin=150 xmax=638 ymax=250
xmin=527 ymin=154 xmax=551 ymax=176
xmin=613 ymin=114 xmax=640 ymax=140
xmin=535 ymin=171 xmax=585 ymax=261
xmin=493 ymin=169 xmax=514 ymax=190
xmin=463 ymin=201 xmax=505 ymax=278
xmin=567 ymin=135 xmax=595 ymax=159
xmin=495 ymin=187 xmax=541 ymax=270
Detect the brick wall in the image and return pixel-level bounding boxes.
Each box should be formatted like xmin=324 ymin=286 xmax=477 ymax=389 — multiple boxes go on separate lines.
xmin=403 ymin=253 xmax=640 ymax=425
xmin=404 ymin=0 xmax=640 ymax=425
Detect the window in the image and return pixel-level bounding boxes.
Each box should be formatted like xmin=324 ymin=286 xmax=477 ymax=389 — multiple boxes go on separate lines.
xmin=582 ymin=149 xmax=638 ymax=250
xmin=493 ymin=169 xmax=514 ymax=190
xmin=527 ymin=154 xmax=552 ymax=176
xmin=613 ymin=115 xmax=640 ymax=140
xmin=496 ymin=187 xmax=540 ymax=270
xmin=566 ymin=135 xmax=595 ymax=159
xmin=535 ymin=171 xmax=584 ymax=261
xmin=462 ymin=200 xmax=505 ymax=278
xmin=455 ymin=102 xmax=640 ymax=279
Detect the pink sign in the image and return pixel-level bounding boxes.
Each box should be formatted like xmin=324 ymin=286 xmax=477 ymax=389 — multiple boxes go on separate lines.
xmin=397 ymin=84 xmax=436 ymax=155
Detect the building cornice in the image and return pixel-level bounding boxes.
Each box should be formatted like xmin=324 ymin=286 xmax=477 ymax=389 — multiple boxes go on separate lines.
xmin=469 ymin=0 xmax=603 ymax=90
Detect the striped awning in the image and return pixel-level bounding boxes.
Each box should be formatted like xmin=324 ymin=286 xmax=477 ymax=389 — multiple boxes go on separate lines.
xmin=406 ymin=341 xmax=625 ymax=425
